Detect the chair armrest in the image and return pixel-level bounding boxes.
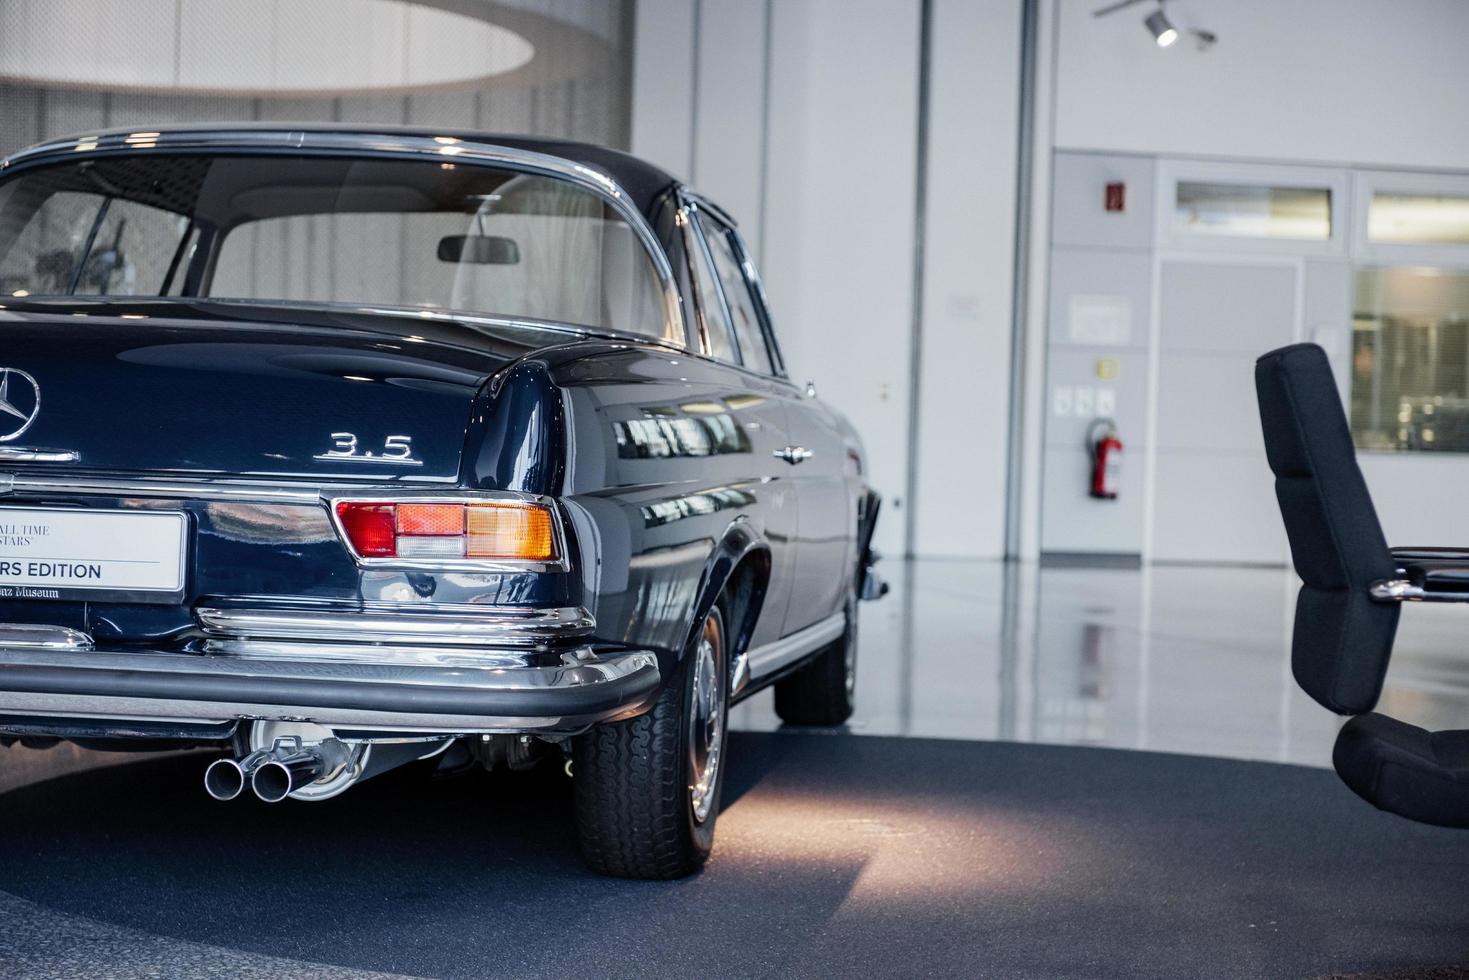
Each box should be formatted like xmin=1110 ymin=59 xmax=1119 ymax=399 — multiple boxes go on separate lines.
xmin=1372 ymin=561 xmax=1469 ymax=602
xmin=1392 ymin=547 xmax=1469 ymax=564
xmin=1404 ymin=562 xmax=1469 ymax=594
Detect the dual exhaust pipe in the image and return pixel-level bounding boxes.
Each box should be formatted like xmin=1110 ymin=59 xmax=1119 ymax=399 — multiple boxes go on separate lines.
xmin=204 ymin=741 xmax=337 ymax=803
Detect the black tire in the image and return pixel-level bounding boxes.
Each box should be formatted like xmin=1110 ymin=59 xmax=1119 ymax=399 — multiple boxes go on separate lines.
xmin=572 ymin=602 xmax=729 ymax=879
xmin=774 ymin=592 xmax=857 ymax=726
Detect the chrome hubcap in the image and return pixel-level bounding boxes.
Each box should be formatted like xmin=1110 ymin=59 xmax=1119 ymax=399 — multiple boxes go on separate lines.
xmin=688 ymin=611 xmax=725 ymax=824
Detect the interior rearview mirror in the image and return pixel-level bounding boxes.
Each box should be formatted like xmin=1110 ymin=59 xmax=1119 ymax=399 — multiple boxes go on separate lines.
xmin=437 ymin=235 xmax=520 ymax=265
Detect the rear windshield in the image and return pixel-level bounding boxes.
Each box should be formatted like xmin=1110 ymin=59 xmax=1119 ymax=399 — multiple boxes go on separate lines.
xmin=0 ymin=153 xmax=669 ymax=339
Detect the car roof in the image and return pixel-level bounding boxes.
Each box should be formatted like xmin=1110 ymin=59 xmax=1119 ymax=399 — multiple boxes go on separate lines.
xmin=6 ymin=123 xmax=685 ymax=222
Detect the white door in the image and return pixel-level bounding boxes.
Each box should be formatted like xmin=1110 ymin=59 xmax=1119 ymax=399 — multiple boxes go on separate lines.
xmin=1148 ymin=258 xmax=1301 ymax=564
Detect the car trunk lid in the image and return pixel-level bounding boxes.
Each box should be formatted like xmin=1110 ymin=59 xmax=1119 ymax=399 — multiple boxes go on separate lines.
xmin=0 ymin=300 xmax=547 ymax=482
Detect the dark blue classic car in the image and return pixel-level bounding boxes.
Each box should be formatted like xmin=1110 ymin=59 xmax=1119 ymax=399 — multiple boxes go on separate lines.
xmin=0 ymin=126 xmax=882 ymax=878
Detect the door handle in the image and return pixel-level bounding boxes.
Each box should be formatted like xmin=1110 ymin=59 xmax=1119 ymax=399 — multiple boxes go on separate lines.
xmin=774 ymin=446 xmax=813 ymax=464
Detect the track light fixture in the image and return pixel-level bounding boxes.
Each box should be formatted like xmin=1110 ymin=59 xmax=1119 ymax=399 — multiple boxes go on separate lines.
xmin=1092 ymin=0 xmax=1214 ymax=51
xmin=1143 ymin=7 xmax=1179 ymax=47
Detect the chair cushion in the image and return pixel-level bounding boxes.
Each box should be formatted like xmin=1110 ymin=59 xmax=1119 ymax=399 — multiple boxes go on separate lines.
xmin=1333 ymin=713 xmax=1469 ymax=828
xmin=1292 ymin=588 xmax=1398 ymax=715
xmin=1256 ymin=343 xmax=1400 ymax=714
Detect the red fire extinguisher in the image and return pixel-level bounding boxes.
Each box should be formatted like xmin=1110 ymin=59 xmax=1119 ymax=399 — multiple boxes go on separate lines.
xmin=1087 ymin=419 xmax=1122 ymax=500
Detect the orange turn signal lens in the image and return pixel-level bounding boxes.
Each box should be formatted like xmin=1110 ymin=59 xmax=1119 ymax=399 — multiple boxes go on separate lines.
xmin=466 ymin=503 xmax=556 ymax=561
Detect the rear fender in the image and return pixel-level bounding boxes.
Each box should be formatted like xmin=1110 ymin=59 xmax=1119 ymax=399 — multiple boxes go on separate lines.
xmin=462 ymin=358 xmax=567 ymax=495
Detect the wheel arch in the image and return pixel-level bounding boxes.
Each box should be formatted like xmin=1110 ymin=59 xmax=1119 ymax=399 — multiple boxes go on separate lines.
xmin=686 ymin=517 xmax=770 ymax=679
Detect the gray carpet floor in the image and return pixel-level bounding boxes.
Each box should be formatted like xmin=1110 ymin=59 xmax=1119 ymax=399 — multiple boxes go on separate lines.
xmin=0 ymin=732 xmax=1466 ymax=979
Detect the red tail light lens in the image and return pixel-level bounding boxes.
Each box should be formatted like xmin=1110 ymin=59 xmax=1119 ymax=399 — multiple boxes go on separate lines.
xmin=333 ymin=499 xmax=560 ymax=565
xmin=334 ymin=502 xmax=397 ymax=558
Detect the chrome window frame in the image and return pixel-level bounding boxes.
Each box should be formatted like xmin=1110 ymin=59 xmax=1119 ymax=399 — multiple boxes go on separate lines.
xmin=0 ymin=128 xmax=689 ymax=349
xmin=686 ymin=195 xmax=787 ymax=379
xmin=676 ymin=193 xmax=744 ymax=367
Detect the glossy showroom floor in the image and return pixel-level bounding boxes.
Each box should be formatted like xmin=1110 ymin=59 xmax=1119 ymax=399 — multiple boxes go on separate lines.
xmin=736 ymin=560 xmax=1469 ymax=766
xmin=2 ymin=560 xmax=1468 ymax=979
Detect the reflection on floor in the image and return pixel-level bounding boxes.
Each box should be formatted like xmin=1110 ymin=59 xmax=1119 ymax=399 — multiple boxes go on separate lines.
xmin=731 ymin=560 xmax=1469 ymax=769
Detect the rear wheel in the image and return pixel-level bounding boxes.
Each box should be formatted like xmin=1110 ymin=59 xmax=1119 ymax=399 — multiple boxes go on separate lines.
xmin=774 ymin=591 xmax=857 ymax=726
xmin=572 ymin=602 xmax=729 ymax=879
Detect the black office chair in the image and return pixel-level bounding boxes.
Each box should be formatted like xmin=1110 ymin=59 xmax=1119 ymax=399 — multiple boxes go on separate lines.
xmin=1256 ymin=342 xmax=1469 ymax=827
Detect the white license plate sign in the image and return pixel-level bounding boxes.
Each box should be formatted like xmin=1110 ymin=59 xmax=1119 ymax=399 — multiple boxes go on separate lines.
xmin=0 ymin=507 xmax=186 ymax=600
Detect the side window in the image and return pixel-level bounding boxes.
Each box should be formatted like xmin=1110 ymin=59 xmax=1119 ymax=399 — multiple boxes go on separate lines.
xmin=0 ymin=188 xmax=187 ymax=297
xmin=75 ymin=199 xmax=190 ymax=296
xmin=686 ymin=213 xmax=739 ymax=363
xmin=697 ymin=213 xmax=775 ymax=375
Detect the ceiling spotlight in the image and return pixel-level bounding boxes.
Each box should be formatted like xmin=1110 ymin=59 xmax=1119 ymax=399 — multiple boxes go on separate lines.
xmin=1144 ymin=8 xmax=1179 ymax=47
xmin=1093 ymin=0 xmax=1215 ymax=51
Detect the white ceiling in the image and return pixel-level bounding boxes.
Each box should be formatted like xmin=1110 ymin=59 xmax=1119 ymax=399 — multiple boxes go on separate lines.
xmin=0 ymin=0 xmax=535 ymax=96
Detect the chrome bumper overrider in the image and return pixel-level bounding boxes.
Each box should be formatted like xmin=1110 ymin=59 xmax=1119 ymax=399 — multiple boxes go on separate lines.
xmin=0 ymin=645 xmax=660 ymax=734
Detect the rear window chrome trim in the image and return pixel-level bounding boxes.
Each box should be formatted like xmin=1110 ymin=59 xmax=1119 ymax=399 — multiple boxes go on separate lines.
xmin=1 ymin=128 xmax=688 ymax=349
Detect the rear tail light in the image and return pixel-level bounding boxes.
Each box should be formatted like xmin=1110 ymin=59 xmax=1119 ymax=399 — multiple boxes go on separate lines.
xmin=332 ymin=499 xmax=560 ymax=565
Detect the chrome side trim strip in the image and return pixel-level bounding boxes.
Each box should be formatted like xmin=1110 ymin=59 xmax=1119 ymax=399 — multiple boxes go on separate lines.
xmin=197 ymin=638 xmax=533 ymax=668
xmin=0 ymin=623 xmax=94 ymax=650
xmin=746 ymin=612 xmax=846 ymax=680
xmin=195 ymin=604 xmax=594 ymax=647
xmin=1370 ymin=579 xmax=1469 ymax=603
xmin=0 ymin=473 xmax=326 ymax=503
xmin=0 ymin=448 xmax=79 ymax=463
xmin=0 ymin=473 xmax=469 ymax=503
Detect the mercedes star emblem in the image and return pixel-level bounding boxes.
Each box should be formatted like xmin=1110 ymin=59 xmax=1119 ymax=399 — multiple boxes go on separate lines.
xmin=0 ymin=368 xmax=42 ymax=443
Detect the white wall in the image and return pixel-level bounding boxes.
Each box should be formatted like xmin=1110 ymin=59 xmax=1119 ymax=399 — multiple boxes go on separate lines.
xmin=1016 ymin=0 xmax=1469 ymax=562
xmin=637 ymin=0 xmax=1469 ymax=562
xmin=911 ymin=0 xmax=1021 ymax=558
xmin=1054 ymin=0 xmax=1469 ymax=170
xmin=763 ymin=0 xmax=920 ymax=560
xmin=631 ymin=0 xmax=1022 ymax=559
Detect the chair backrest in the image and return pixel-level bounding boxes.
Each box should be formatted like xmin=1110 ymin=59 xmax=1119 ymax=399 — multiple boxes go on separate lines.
xmin=1255 ymin=343 xmax=1399 ymax=715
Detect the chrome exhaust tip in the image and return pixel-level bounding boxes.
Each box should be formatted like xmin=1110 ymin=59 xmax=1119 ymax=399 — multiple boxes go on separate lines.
xmin=203 ymin=758 xmax=245 ymax=801
xmin=251 ymin=751 xmax=326 ymax=803
xmin=204 ymin=748 xmax=272 ymax=802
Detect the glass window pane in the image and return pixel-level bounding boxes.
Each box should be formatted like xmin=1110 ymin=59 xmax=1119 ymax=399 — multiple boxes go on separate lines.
xmin=1173 ymin=181 xmax=1331 ymax=239
xmin=1368 ymin=192 xmax=1469 ymax=245
xmin=0 ymin=155 xmax=669 ymax=338
xmin=687 ymin=226 xmax=738 ymax=363
xmin=698 ymin=214 xmax=773 ymax=375
xmin=74 ymin=199 xmax=191 ymax=296
xmin=1351 ymin=266 xmax=1469 ymax=453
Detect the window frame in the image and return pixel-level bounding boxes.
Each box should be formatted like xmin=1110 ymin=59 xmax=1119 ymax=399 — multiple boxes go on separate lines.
xmin=0 ymin=138 xmax=690 ymax=349
xmin=1351 ymin=170 xmax=1469 ymax=267
xmin=679 ymin=197 xmax=744 ymax=366
xmin=692 ymin=209 xmax=781 ymax=378
xmin=1156 ymin=159 xmax=1350 ymax=257
xmin=681 ymin=190 xmax=788 ymax=379
xmin=1348 ymin=260 xmax=1469 ymax=456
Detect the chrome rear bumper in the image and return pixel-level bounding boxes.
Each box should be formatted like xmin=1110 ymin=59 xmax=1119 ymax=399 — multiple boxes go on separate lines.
xmin=0 ymin=645 xmax=660 ymax=734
